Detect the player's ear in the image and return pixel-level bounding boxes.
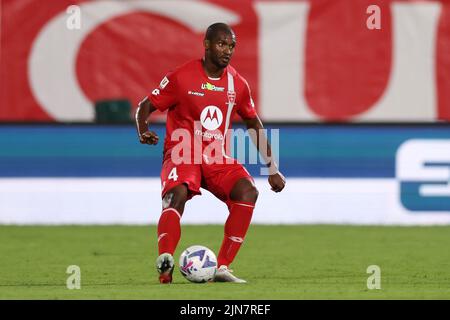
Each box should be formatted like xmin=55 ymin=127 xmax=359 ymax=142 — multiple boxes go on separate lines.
xmin=204 ymin=39 xmax=210 ymax=50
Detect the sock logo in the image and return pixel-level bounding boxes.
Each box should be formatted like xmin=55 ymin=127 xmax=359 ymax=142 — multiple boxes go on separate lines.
xmin=228 ymin=236 xmax=244 ymax=243
xmin=158 ymin=233 xmax=168 ymax=242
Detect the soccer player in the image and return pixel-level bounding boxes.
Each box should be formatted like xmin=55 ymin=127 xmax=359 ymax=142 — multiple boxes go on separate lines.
xmin=135 ymin=23 xmax=286 ymax=283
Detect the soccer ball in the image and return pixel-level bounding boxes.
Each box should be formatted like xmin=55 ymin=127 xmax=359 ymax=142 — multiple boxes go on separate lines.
xmin=179 ymin=245 xmax=217 ymax=283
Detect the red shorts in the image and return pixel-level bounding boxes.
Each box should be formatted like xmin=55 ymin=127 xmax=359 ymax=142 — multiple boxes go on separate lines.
xmin=160 ymin=158 xmax=254 ymax=203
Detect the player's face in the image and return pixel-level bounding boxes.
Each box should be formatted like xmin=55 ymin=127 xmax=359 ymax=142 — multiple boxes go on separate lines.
xmin=208 ymin=32 xmax=236 ymax=68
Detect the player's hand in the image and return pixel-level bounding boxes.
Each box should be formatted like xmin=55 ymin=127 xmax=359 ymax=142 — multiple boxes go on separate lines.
xmin=268 ymin=171 xmax=286 ymax=193
xmin=139 ymin=131 xmax=159 ymax=145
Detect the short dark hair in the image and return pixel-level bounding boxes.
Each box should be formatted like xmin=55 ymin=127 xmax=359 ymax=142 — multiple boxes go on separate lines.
xmin=205 ymin=23 xmax=234 ymax=41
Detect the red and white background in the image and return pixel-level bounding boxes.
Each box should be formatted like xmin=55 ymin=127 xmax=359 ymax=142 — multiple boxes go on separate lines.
xmin=1 ymin=0 xmax=450 ymax=122
xmin=1 ymin=0 xmax=450 ymax=225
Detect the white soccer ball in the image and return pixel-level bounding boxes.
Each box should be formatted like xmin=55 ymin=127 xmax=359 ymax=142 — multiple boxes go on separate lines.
xmin=179 ymin=245 xmax=217 ymax=283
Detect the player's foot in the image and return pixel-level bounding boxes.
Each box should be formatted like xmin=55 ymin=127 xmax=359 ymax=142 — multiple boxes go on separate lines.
xmin=156 ymin=253 xmax=174 ymax=284
xmin=213 ymin=265 xmax=247 ymax=283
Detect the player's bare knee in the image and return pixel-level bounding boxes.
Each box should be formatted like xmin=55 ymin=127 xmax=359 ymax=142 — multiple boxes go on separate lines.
xmin=230 ymin=178 xmax=258 ymax=203
xmin=162 ymin=185 xmax=188 ymax=214
xmin=242 ymin=185 xmax=258 ymax=204
xmin=162 ymin=194 xmax=186 ymax=214
xmin=231 ymin=182 xmax=258 ymax=204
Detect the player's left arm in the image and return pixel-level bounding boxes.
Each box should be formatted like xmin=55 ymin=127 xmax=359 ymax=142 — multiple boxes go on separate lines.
xmin=243 ymin=116 xmax=286 ymax=193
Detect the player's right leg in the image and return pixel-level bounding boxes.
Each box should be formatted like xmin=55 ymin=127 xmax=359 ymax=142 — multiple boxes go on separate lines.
xmin=156 ymin=184 xmax=187 ymax=284
xmin=156 ymin=160 xmax=201 ymax=284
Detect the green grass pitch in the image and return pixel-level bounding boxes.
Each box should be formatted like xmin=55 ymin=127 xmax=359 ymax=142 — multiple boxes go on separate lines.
xmin=1 ymin=225 xmax=449 ymax=299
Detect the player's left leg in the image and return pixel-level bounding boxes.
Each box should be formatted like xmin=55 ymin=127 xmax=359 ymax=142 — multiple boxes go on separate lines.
xmin=215 ymin=177 xmax=258 ymax=283
xmin=202 ymin=162 xmax=258 ymax=283
xmin=217 ymin=177 xmax=258 ymax=267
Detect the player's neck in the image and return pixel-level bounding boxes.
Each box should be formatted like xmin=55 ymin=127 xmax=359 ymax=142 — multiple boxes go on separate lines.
xmin=202 ymin=58 xmax=225 ymax=79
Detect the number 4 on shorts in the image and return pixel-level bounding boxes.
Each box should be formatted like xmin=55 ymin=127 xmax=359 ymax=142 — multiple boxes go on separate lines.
xmin=168 ymin=167 xmax=178 ymax=181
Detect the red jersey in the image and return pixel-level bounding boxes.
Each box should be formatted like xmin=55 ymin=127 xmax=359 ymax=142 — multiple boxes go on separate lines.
xmin=148 ymin=59 xmax=257 ymax=163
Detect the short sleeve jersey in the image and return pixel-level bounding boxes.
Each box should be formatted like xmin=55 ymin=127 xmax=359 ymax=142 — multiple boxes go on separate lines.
xmin=148 ymin=59 xmax=257 ymax=162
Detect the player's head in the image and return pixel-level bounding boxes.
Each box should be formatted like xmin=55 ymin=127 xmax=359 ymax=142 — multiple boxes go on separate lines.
xmin=204 ymin=23 xmax=236 ymax=68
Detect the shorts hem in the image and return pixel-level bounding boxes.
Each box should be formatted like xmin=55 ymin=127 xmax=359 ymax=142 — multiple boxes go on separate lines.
xmin=161 ymin=181 xmax=201 ymax=200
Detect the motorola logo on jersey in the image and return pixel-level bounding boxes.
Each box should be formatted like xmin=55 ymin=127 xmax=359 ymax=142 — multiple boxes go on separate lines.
xmin=200 ymin=106 xmax=223 ymax=131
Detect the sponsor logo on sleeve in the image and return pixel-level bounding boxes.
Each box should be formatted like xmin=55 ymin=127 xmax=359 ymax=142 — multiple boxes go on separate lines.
xmin=159 ymin=76 xmax=169 ymax=89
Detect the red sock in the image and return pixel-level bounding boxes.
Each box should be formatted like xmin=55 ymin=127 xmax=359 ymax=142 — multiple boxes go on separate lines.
xmin=157 ymin=208 xmax=181 ymax=255
xmin=217 ymin=201 xmax=255 ymax=267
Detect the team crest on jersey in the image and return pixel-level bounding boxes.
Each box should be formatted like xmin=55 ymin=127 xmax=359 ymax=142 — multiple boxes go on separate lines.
xmin=159 ymin=76 xmax=169 ymax=89
xmin=227 ymin=91 xmax=236 ymax=105
xmin=201 ymin=82 xmax=225 ymax=92
xmin=200 ymin=105 xmax=223 ymax=130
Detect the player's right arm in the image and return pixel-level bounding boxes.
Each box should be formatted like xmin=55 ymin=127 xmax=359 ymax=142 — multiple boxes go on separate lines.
xmin=135 ymin=97 xmax=159 ymax=145
xmin=136 ymin=72 xmax=179 ymax=145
